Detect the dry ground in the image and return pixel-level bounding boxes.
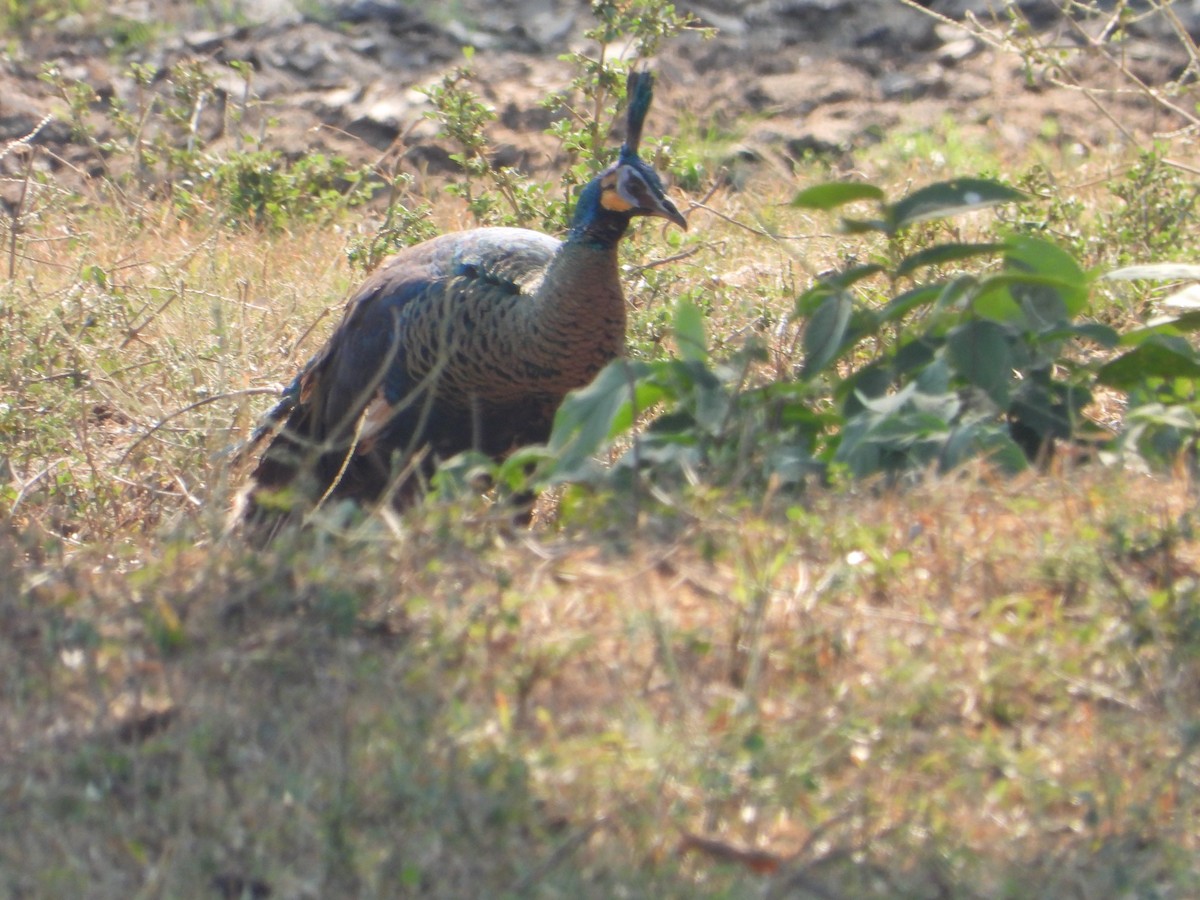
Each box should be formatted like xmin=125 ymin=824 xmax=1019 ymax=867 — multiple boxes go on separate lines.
xmin=3 ymin=2 xmax=1200 ymax=898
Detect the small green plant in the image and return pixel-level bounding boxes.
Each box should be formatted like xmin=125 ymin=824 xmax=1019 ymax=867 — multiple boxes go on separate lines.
xmin=345 ymin=170 xmax=439 ymax=272
xmin=1093 ymin=263 xmax=1200 ymax=465
xmin=793 ymin=178 xmax=1116 ymax=474
xmin=544 ymin=0 xmax=712 ymax=197
xmin=422 ymin=55 xmax=559 ymax=230
xmin=42 ymin=60 xmax=379 ymax=229
xmin=182 ymin=149 xmax=375 ymax=230
xmin=3 ymin=0 xmax=93 ymax=34
xmin=422 ymin=2 xmax=711 ymax=231
xmin=514 ymin=177 xmax=1125 ymax=502
xmin=1105 ymin=150 xmax=1199 ymax=268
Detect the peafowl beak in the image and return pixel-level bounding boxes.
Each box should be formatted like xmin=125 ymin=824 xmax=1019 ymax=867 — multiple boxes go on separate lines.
xmin=650 ymin=195 xmax=688 ymax=230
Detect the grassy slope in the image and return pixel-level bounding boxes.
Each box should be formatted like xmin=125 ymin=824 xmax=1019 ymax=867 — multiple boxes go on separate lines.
xmin=3 ymin=81 xmax=1200 ymax=900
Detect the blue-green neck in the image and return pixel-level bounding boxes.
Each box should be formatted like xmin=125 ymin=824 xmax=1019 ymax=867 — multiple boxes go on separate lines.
xmin=566 ymin=178 xmax=631 ymax=249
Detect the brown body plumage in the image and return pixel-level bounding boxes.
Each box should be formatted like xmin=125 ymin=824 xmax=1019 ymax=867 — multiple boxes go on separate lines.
xmin=243 ymin=72 xmax=685 ymax=528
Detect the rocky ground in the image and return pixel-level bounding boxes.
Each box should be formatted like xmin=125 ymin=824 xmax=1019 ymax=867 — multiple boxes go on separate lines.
xmin=0 ymin=0 xmax=1195 ymax=206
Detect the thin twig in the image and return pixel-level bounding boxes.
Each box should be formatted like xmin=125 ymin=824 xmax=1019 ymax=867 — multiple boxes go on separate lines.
xmin=1164 ymin=157 xmax=1200 ymax=178
xmin=507 ymin=816 xmax=609 ymax=895
xmin=632 ymin=246 xmax=702 ymax=272
xmin=688 ymin=201 xmax=779 ymax=238
xmin=117 ymin=387 xmax=280 ymax=467
xmin=903 ymin=0 xmax=1200 ymax=142
xmin=120 ymin=280 xmax=183 ymax=348
xmin=7 ymin=152 xmax=32 ymax=279
xmin=10 ymin=459 xmax=69 ymax=515
xmin=0 ymin=112 xmax=53 ymax=165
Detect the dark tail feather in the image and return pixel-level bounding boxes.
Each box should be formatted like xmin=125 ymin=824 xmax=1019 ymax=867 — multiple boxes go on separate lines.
xmin=237 ymin=370 xmax=328 ymax=540
xmin=246 ymin=372 xmax=304 ymax=452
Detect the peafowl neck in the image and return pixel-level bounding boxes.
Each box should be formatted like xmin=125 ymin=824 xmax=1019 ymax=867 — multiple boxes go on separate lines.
xmin=496 ymin=189 xmax=628 ymax=392
xmin=430 ymin=178 xmax=634 ymax=404
xmin=525 ymin=231 xmax=628 ymax=385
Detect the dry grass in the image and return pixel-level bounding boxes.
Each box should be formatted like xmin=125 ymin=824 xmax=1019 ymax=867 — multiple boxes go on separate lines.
xmin=3 ymin=108 xmax=1200 ymax=898
xmin=4 ymin=466 xmax=1199 ymax=897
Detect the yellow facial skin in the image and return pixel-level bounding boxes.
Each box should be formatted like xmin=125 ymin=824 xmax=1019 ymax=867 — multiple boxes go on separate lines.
xmin=599 ymin=170 xmax=635 ymax=213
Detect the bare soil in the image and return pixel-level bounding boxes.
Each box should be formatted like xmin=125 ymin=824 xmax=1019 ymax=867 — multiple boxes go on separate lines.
xmin=1 ymin=0 xmax=1192 ymax=203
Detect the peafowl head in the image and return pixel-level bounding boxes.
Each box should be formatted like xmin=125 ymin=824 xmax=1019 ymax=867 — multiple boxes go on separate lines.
xmin=571 ymin=71 xmax=687 ymax=242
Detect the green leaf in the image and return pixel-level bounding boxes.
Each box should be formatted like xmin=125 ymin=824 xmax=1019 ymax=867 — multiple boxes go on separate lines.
xmin=794 ymin=283 xmax=834 ymax=317
xmin=81 ymin=264 xmax=109 ymax=288
xmin=1003 ymin=235 xmax=1089 ymax=317
xmin=1120 ymin=402 xmax=1198 ymax=465
xmin=911 ymin=386 xmax=962 ymax=420
xmin=1119 ymin=311 xmax=1200 ymax=344
xmin=677 ymin=360 xmax=731 ymax=435
xmin=890 ymin=339 xmax=939 ymax=380
xmin=969 ymin=272 xmax=1084 ymax=326
xmin=895 ymin=242 xmax=1005 ymax=278
xmin=802 ymin=292 xmax=854 ymax=376
xmin=913 ymin=354 xmax=951 ymax=394
xmin=1097 ymin=335 xmax=1200 ymax=388
xmin=673 ymin=298 xmax=707 ymax=363
xmin=888 ymin=178 xmax=1025 ymax=231
xmin=430 ymin=449 xmax=501 ymax=497
xmin=944 ymin=422 xmax=1029 ymax=474
xmin=817 ymin=263 xmax=886 ymax=291
xmin=947 ymin=320 xmax=1013 ymax=407
xmin=934 ymin=274 xmax=980 ymax=313
xmin=855 ymin=381 xmax=918 ymax=416
xmin=1038 ymin=321 xmax=1119 ymax=347
xmin=879 ymin=284 xmax=941 ymax=323
xmin=840 ymin=217 xmax=890 ymax=235
xmin=971 ymin=280 xmax=1025 ymax=322
xmin=794 ymin=265 xmax=882 ymax=322
xmin=861 ymin=409 xmax=952 ymax=443
xmin=1105 ymin=263 xmax=1200 ymax=282
xmin=1161 ymin=285 xmax=1200 ymax=311
xmin=496 ymin=445 xmax=554 ymax=489
xmin=791 ymin=182 xmax=884 ymax=210
xmin=546 ymin=360 xmax=663 ymax=480
xmin=1125 ymin=402 xmax=1198 ymax=432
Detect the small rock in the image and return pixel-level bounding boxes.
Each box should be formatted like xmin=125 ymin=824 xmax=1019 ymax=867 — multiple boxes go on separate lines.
xmin=443 ymin=20 xmax=501 ymax=51
xmin=500 ymin=101 xmax=556 ymax=133
xmin=526 ymin=8 xmax=576 ymax=47
xmin=948 ymin=69 xmax=991 ymax=103
xmin=688 ymin=3 xmax=750 ymax=36
xmin=878 ymin=71 xmax=926 ymax=101
xmin=331 ymin=0 xmax=416 ymax=25
xmin=404 ymin=142 xmax=457 ymax=174
xmin=491 ymin=142 xmax=530 ymax=169
xmin=938 ymin=37 xmax=980 ymax=64
xmin=753 ymin=67 xmax=874 ymax=116
xmin=283 ymin=39 xmax=335 ymax=76
xmin=345 ymin=115 xmax=399 ymax=149
xmin=184 ymin=28 xmax=239 ymax=54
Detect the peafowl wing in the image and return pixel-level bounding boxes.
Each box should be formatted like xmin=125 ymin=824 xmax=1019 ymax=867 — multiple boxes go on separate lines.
xmin=248 ymin=228 xmax=566 ymax=512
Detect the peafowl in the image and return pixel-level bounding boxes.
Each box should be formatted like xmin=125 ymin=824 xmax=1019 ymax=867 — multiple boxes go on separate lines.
xmin=242 ymin=71 xmax=685 ymax=528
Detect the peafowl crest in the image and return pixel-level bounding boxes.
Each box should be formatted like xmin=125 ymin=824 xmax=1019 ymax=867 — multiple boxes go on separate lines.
xmin=242 ymin=71 xmax=685 ymax=531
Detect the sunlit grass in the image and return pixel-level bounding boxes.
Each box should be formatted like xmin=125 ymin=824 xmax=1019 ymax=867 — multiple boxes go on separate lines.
xmin=4 ymin=29 xmax=1200 ymax=899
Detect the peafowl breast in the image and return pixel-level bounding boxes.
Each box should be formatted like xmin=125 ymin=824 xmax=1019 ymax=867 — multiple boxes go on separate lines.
xmin=243 ymin=72 xmax=685 ymax=525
